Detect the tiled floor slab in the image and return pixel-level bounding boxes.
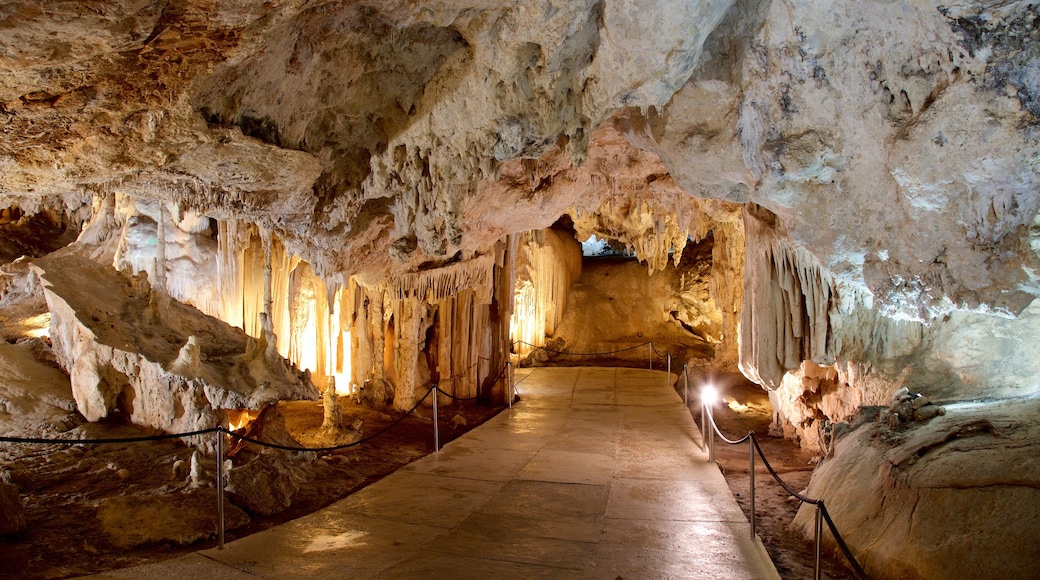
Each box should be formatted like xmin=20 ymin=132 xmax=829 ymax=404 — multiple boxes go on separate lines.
xmin=86 ymin=367 xmax=779 ymax=580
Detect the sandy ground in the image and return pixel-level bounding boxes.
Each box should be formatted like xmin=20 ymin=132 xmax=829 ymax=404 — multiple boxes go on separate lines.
xmin=680 ymin=369 xmax=857 ymax=580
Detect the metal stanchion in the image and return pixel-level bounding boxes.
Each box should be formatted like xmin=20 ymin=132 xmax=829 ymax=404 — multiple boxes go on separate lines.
xmin=215 ymin=428 xmax=225 ymax=549
xmin=648 ymin=343 xmax=652 ymax=370
xmin=749 ymin=438 xmax=756 ymax=540
xmin=507 ymin=362 xmax=514 ymax=408
xmin=666 ymin=353 xmax=671 ymax=388
xmin=814 ymin=502 xmax=824 ymax=580
xmin=700 ymin=398 xmax=707 ymax=451
xmin=432 ymin=386 xmax=440 ymax=452
xmin=707 ymin=407 xmax=715 ymax=463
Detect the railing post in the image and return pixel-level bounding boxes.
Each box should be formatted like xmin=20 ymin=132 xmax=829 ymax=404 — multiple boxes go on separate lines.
xmin=814 ymin=502 xmax=824 ymax=580
xmin=749 ymin=436 xmax=756 ymax=540
xmin=215 ymin=428 xmax=225 ymax=550
xmin=707 ymin=408 xmax=715 ymax=463
xmin=648 ymin=342 xmax=652 ymax=371
xmin=507 ymin=362 xmax=514 ymax=408
xmin=666 ymin=353 xmax=671 ymax=388
xmin=700 ymin=398 xmax=707 ymax=451
xmin=432 ymin=385 xmax=441 ymax=452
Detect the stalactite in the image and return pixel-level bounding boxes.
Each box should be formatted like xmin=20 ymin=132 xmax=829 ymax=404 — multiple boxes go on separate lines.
xmin=154 ymin=202 xmax=167 ymax=297
xmin=389 ymin=254 xmax=496 ymax=303
xmin=103 ymin=203 xmax=517 ymax=410
xmin=739 ymin=205 xmax=924 ymax=393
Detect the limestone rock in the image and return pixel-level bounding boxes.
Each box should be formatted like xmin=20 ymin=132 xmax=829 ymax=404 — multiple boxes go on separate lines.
xmin=226 ymin=451 xmax=301 ymax=516
xmin=792 ymin=399 xmax=1040 ymax=579
xmin=0 ymin=339 xmax=77 ymax=438
xmin=33 ymin=253 xmax=318 ymax=436
xmin=95 ymin=489 xmax=249 ymax=549
xmin=0 ymin=478 xmax=26 ymax=535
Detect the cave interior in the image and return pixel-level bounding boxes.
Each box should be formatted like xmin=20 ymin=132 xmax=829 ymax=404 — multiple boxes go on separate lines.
xmin=1 ymin=1 xmax=1039 ymax=579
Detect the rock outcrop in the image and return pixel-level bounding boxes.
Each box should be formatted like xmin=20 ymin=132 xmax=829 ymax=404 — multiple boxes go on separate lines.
xmin=792 ymin=399 xmax=1040 ymax=579
xmin=34 ymin=252 xmax=318 ymax=436
xmin=0 ymin=473 xmax=26 ymax=535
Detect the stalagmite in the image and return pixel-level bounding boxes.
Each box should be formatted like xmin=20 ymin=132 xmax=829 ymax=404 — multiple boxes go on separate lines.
xmin=169 ymin=335 xmax=201 ymax=378
xmin=320 ymin=376 xmax=342 ymax=432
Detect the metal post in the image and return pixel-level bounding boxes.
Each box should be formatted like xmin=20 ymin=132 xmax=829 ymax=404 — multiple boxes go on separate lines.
xmin=648 ymin=343 xmax=652 ymax=371
xmin=814 ymin=502 xmax=824 ymax=580
xmin=700 ymin=399 xmax=707 ymax=451
xmin=432 ymin=386 xmax=440 ymax=452
xmin=666 ymin=353 xmax=671 ymax=388
xmin=507 ymin=362 xmax=514 ymax=408
xmin=215 ymin=428 xmax=225 ymax=549
xmin=682 ymin=367 xmax=690 ymax=409
xmin=749 ymin=437 xmax=756 ymax=540
xmin=707 ymin=407 xmax=715 ymax=463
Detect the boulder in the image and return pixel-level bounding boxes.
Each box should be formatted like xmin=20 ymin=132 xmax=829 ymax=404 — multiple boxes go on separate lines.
xmin=226 ymin=451 xmax=301 ymax=516
xmin=792 ymin=399 xmax=1040 ymax=579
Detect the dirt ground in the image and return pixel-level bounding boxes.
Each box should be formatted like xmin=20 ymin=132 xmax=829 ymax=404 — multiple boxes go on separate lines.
xmin=0 ymin=397 xmax=502 ymax=580
xmin=680 ymin=369 xmax=857 ymax=580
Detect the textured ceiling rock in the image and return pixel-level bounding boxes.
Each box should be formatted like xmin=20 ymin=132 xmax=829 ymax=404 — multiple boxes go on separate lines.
xmin=1 ymin=0 xmax=739 ymax=281
xmin=636 ymin=0 xmax=1040 ymax=321
xmin=1 ymin=0 xmax=1038 ymax=322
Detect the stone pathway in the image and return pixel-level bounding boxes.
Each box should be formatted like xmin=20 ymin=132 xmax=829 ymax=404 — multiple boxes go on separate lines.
xmin=85 ymin=367 xmax=779 ymax=579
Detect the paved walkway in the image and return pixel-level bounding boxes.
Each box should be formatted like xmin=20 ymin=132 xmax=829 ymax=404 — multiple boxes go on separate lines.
xmin=87 ymin=367 xmax=779 ymax=579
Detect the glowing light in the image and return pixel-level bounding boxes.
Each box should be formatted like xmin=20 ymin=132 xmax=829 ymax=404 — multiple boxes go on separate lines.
xmin=701 ymin=384 xmax=718 ymax=406
xmin=509 ymin=280 xmax=541 ymax=356
xmin=304 ymin=530 xmax=368 ymax=553
xmin=21 ymin=313 xmax=51 ymax=338
xmin=226 ymin=409 xmax=261 ymax=431
xmin=725 ymin=396 xmax=748 ymax=412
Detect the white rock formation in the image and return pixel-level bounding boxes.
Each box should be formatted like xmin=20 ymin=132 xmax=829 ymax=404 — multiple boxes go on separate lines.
xmin=792 ymin=399 xmax=1040 ymax=579
xmin=33 ymin=252 xmax=318 ymax=436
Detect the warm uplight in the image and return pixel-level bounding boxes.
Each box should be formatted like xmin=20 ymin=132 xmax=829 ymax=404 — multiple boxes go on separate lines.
xmin=509 ymin=280 xmax=540 ymax=356
xmin=23 ymin=313 xmax=51 ymax=338
xmin=726 ymin=396 xmax=748 ymax=412
xmin=702 ymin=384 xmax=718 ymax=406
xmin=227 ymin=409 xmax=261 ymax=431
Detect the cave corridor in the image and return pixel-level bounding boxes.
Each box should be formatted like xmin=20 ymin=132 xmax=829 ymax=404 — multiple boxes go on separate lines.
xmin=1 ymin=2 xmax=1039 ymax=579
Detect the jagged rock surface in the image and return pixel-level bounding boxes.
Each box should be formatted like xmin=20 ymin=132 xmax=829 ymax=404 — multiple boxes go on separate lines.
xmin=33 ymin=252 xmax=318 ymax=435
xmin=0 ymin=477 xmax=26 ymax=535
xmin=226 ymin=450 xmax=302 ymax=516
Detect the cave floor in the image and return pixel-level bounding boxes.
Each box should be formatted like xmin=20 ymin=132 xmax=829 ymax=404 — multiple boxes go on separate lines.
xmin=82 ymin=367 xmax=778 ymax=579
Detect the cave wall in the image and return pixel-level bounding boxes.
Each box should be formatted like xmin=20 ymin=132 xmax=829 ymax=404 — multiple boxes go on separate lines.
xmin=509 ymin=228 xmax=583 ymax=355
xmin=1 ymin=1 xmax=1039 ymax=576
xmin=86 ymin=194 xmax=514 ymax=410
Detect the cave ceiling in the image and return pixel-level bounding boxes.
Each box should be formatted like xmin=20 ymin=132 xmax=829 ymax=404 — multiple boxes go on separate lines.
xmin=1 ymin=0 xmax=1039 ymax=320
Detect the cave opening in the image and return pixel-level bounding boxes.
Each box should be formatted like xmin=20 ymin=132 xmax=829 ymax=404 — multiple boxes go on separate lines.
xmin=509 ymin=210 xmax=728 ymax=372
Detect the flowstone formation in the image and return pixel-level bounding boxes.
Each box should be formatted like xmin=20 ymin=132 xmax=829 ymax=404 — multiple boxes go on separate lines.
xmin=0 ymin=0 xmax=1038 ymax=577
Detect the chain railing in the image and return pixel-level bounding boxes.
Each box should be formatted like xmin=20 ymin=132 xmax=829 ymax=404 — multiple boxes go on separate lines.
xmin=0 ymin=360 xmax=515 ymax=550
xmin=696 ymin=374 xmax=870 ymax=580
